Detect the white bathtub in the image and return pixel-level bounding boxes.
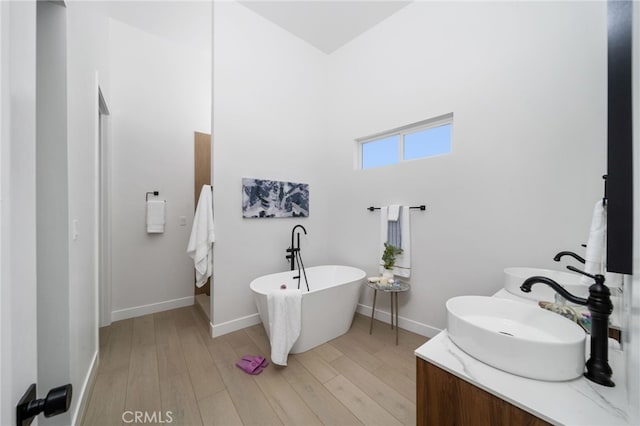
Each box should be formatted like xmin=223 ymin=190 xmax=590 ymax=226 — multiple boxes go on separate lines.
xmin=249 ymin=265 xmax=366 ymax=354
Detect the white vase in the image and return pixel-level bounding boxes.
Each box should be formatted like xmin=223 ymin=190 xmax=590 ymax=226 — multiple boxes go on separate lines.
xmin=382 ymin=269 xmax=394 ymax=279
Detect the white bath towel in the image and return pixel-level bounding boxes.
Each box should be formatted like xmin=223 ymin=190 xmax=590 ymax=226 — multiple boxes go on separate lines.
xmin=187 ymin=185 xmax=215 ymax=288
xmin=582 ymin=200 xmax=623 ymax=287
xmin=268 ymin=289 xmax=302 ymax=366
xmin=379 ymin=206 xmax=411 ymax=278
xmin=146 ymin=199 xmax=166 ymax=233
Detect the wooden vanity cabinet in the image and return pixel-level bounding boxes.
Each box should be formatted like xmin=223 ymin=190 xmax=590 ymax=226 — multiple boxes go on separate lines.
xmin=416 ymin=357 xmax=551 ymax=426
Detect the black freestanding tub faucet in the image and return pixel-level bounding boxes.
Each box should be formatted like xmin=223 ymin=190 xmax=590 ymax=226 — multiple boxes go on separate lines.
xmin=520 ymin=266 xmax=615 ymax=387
xmin=285 ymin=224 xmax=307 ymax=271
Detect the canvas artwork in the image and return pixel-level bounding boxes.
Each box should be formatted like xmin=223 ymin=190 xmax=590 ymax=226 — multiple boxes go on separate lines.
xmin=242 ymin=178 xmax=309 ymax=218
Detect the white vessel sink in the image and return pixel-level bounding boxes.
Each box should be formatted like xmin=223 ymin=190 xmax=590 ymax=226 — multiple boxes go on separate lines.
xmin=504 ymin=267 xmax=588 ymax=301
xmin=446 ymin=295 xmax=586 ymax=381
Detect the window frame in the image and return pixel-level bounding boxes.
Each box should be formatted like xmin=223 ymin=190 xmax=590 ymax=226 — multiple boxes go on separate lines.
xmin=356 ymin=112 xmax=453 ymax=170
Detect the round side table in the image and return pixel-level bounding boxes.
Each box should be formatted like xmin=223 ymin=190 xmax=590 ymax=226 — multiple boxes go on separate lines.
xmin=367 ymin=280 xmax=410 ymax=345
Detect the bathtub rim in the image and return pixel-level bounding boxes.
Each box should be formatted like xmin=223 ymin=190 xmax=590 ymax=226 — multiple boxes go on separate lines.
xmin=249 ymin=264 xmax=366 ymax=296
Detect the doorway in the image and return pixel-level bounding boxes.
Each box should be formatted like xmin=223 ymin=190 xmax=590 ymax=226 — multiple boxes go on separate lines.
xmin=194 ymin=131 xmax=212 ymax=320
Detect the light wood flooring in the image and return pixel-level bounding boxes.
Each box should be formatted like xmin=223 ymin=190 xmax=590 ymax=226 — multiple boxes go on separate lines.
xmin=83 ymin=306 xmax=428 ymax=426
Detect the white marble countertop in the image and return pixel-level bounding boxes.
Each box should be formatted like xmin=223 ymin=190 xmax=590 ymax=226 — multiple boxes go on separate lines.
xmin=415 ymin=294 xmax=631 ymax=425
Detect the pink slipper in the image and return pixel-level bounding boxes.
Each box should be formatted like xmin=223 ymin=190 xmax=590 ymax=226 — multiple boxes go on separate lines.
xmin=236 ymin=357 xmax=263 ymax=375
xmin=247 ymin=355 xmax=268 ymax=368
xmin=235 ymin=355 xmax=268 ymax=375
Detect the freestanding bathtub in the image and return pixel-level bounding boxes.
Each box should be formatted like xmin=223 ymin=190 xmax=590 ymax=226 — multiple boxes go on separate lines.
xmin=249 ymin=265 xmax=366 ymax=354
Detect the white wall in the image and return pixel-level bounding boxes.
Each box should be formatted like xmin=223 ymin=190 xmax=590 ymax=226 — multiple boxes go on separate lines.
xmin=109 ymin=19 xmax=211 ymax=320
xmin=326 ymin=1 xmax=607 ymax=334
xmin=212 ymin=2 xmax=330 ymax=333
xmin=66 ymin=3 xmax=111 ymax=423
xmin=212 ymin=2 xmax=608 ymax=337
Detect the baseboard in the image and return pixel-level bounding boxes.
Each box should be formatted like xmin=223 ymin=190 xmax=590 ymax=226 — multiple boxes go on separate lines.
xmin=211 ymin=313 xmax=261 ymax=338
xmin=111 ymin=296 xmax=194 ymax=322
xmin=356 ymin=303 xmax=441 ymax=338
xmin=72 ymin=351 xmax=99 ymax=426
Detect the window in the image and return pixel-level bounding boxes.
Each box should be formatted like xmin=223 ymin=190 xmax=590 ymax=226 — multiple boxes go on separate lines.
xmin=361 ymin=135 xmax=399 ymax=169
xmin=357 ymin=113 xmax=453 ymax=170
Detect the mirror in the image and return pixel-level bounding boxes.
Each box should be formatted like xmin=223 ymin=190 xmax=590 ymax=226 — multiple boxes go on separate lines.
xmin=606 ymin=0 xmax=633 ymax=275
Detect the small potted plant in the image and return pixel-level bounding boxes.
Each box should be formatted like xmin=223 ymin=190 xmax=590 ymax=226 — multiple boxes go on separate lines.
xmin=381 ymin=242 xmax=403 ymax=278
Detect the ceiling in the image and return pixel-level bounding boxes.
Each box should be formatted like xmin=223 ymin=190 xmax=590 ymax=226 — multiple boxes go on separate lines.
xmin=94 ymin=1 xmax=410 ymax=55
xmin=95 ymin=1 xmax=212 ymax=52
xmin=239 ymin=1 xmax=411 ymax=54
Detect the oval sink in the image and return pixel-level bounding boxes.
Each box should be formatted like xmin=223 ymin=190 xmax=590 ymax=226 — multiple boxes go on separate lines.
xmin=504 ymin=267 xmax=589 ymax=301
xmin=446 ymin=296 xmax=586 ymax=381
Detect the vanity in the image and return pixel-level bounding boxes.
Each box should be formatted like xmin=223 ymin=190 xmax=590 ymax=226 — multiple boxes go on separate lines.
xmin=415 ymin=291 xmax=631 ymax=425
xmin=416 ymin=348 xmax=549 ymax=425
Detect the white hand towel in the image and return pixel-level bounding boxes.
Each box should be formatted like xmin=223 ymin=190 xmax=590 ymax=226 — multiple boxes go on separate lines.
xmin=187 ymin=185 xmax=215 ymax=288
xmin=582 ymin=200 xmax=623 ymax=287
xmin=388 ymin=204 xmax=401 ymax=222
xmin=379 ymin=206 xmax=411 ymax=278
xmin=268 ymin=289 xmax=302 ymax=366
xmin=582 ymin=200 xmax=605 ymax=286
xmin=146 ymin=200 xmax=165 ymax=233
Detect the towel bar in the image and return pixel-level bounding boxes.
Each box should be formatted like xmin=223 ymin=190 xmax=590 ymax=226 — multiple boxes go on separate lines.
xmin=367 ymin=205 xmax=426 ymax=212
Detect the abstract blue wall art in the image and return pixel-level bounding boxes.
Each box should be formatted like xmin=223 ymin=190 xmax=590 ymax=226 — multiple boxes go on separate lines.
xmin=242 ymin=178 xmax=309 ymax=218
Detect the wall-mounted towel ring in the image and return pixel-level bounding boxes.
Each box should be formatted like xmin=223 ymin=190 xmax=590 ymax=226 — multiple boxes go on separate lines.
xmin=146 ymin=191 xmax=160 ymax=202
